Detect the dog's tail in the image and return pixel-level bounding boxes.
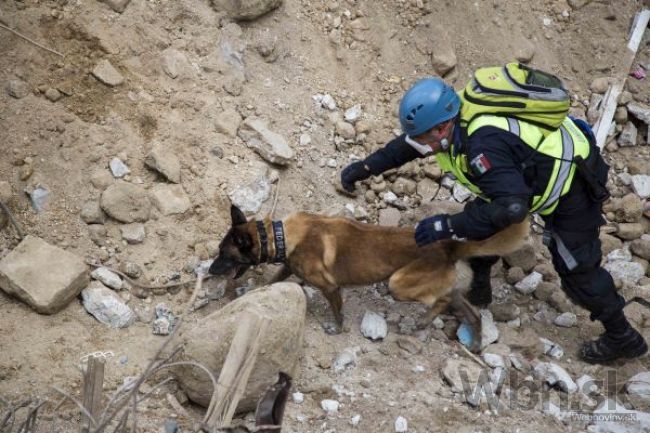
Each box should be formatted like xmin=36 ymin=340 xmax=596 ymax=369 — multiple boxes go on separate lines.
xmin=448 ymin=218 xmax=530 ymax=261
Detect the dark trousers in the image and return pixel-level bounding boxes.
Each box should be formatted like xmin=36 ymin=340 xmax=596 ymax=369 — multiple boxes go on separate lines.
xmin=469 ymin=178 xmax=626 ymax=329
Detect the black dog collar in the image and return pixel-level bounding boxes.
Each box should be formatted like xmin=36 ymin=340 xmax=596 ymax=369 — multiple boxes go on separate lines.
xmin=255 ymin=220 xmax=286 ymax=264
xmin=272 ymin=220 xmax=286 ymax=263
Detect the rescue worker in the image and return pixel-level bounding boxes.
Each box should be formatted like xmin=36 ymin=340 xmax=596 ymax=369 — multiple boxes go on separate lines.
xmin=339 ymin=77 xmax=647 ymax=364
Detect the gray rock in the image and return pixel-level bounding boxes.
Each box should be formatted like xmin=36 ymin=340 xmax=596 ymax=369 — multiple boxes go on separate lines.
xmin=82 ymin=282 xmax=136 ymax=328
xmin=92 ymin=60 xmax=124 ymax=87
xmin=174 ymin=282 xmax=306 ymax=412
xmin=616 ymin=222 xmax=644 ymax=240
xmin=120 ymin=261 xmax=142 ymax=279
xmin=441 ymin=358 xmax=485 ymax=406
xmin=618 ymin=122 xmax=638 ymax=147
xmin=394 ymin=416 xmax=408 ymax=433
xmin=320 ymin=399 xmax=339 ymax=413
xmin=25 ymin=186 xmax=49 ymax=213
xmin=504 ymin=243 xmax=537 ymax=272
xmin=483 ymin=353 xmax=506 ymax=368
xmin=109 ymin=157 xmax=130 ymax=178
xmin=533 ymin=362 xmax=577 ymax=393
xmin=6 ymin=79 xmax=29 ymax=99
xmin=228 ymin=175 xmax=270 ymax=215
xmin=452 ymin=183 xmax=472 ymax=202
xmin=631 ymin=239 xmax=650 ymax=260
xmin=514 ymin=271 xmax=542 ymax=294
xmin=90 ymin=170 xmax=114 ymax=190
xmin=0 ymin=236 xmax=89 ymax=314
xmin=238 ymin=117 xmax=294 ymax=165
xmin=88 ymin=224 xmax=107 ymax=246
xmin=587 ymin=93 xmax=604 ymax=124
xmin=627 ymin=101 xmax=650 ymax=124
xmin=333 ymin=346 xmax=359 ymax=372
xmin=161 ymin=48 xmax=189 ymax=79
xmin=631 ymin=175 xmax=650 ymax=199
xmin=214 ymin=108 xmax=243 ymax=137
xmin=150 ymin=184 xmax=191 ymax=216
xmin=317 ymin=94 xmax=337 ymax=110
xmin=209 ymin=0 xmax=282 ymax=21
xmin=81 ymin=201 xmax=105 ymax=224
xmin=416 ymin=178 xmax=440 ymax=202
xmin=553 ymin=312 xmax=577 ymax=328
xmin=378 ymin=208 xmax=401 ymax=226
xmin=360 ymin=311 xmax=388 ymax=340
xmin=604 ymin=260 xmax=645 ymax=287
xmin=44 ymin=88 xmax=62 ymax=102
xmin=489 ymin=302 xmax=520 ymax=322
xmin=344 ymin=105 xmax=362 ymax=123
xmin=479 ymin=309 xmax=499 ymax=349
xmin=100 ymin=0 xmax=131 ymax=13
xmin=335 ymin=120 xmax=356 ymax=140
xmin=391 ymin=177 xmax=417 ymax=196
xmin=91 ymin=267 xmax=122 ymax=290
xmin=101 ymin=182 xmax=151 ymax=223
xmin=539 ymin=337 xmax=564 ymax=359
xmin=590 ymin=77 xmax=610 ymax=94
xmin=120 ymin=223 xmax=146 ymax=244
xmin=145 ymin=147 xmax=181 ymax=183
xmin=576 ymin=374 xmax=599 ymax=396
xmin=431 ymin=45 xmax=457 ymax=76
xmin=153 ymin=303 xmax=176 ymax=335
xmin=626 ymin=371 xmax=650 ymax=399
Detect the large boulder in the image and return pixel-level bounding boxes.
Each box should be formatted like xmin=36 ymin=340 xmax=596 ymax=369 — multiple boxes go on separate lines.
xmin=174 ymin=282 xmax=306 ymax=412
xmin=210 ymin=0 xmax=282 ymax=21
xmin=0 ymin=236 xmax=89 ymax=314
xmin=100 ymin=182 xmax=151 ymax=223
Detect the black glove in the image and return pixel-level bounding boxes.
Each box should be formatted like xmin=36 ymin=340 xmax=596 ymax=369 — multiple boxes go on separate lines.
xmin=415 ymin=214 xmax=453 ymax=247
xmin=340 ymin=161 xmax=370 ymax=193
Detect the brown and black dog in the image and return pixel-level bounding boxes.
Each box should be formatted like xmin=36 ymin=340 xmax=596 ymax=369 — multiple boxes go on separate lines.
xmin=210 ymin=205 xmax=528 ymax=344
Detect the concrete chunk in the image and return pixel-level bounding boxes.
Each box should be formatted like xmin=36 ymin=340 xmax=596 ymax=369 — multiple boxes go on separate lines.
xmin=0 ymin=236 xmax=89 ymax=314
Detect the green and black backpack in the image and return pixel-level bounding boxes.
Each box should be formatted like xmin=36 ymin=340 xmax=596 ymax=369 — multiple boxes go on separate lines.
xmin=459 ymin=63 xmax=571 ymax=135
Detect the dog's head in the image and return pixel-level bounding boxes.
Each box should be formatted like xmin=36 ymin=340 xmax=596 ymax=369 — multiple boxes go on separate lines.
xmin=209 ymin=205 xmax=259 ymax=279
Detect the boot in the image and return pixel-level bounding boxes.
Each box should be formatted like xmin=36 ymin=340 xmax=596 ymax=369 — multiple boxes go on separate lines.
xmin=580 ymin=328 xmax=647 ymax=364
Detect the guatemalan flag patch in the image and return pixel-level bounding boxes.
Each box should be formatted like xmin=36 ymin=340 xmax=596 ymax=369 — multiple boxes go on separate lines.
xmin=470 ymin=153 xmax=492 ymax=175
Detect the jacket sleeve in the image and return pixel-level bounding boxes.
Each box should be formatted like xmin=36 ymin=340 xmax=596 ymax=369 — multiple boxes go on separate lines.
xmin=363 ymin=134 xmax=424 ymax=175
xmin=448 ymin=127 xmax=533 ymax=240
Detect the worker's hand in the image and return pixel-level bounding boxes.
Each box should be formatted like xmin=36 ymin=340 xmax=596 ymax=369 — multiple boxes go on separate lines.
xmin=415 ymin=214 xmax=453 ymax=247
xmin=340 ymin=161 xmax=370 ymax=193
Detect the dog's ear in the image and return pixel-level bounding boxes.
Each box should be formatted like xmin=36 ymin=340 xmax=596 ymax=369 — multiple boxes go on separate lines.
xmin=230 ymin=205 xmax=247 ymax=226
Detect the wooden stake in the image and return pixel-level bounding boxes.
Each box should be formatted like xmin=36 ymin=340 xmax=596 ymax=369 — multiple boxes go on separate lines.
xmin=207 ymin=310 xmax=268 ymax=428
xmin=594 ymin=9 xmax=650 ymax=149
xmin=80 ymin=355 xmax=105 ymax=433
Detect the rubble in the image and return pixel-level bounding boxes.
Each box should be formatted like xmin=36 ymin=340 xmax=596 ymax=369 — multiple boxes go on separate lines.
xmin=81 ymin=281 xmax=136 ymax=328
xmin=360 ymin=311 xmax=388 ymax=340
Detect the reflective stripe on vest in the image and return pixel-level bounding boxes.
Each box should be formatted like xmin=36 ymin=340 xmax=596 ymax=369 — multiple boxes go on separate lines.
xmin=435 ymin=115 xmax=591 ymax=216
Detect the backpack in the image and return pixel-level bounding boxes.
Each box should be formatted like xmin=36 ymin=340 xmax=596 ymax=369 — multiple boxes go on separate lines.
xmin=459 ymin=63 xmax=570 ymax=135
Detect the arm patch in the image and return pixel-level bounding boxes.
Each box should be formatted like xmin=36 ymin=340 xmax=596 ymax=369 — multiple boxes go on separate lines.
xmin=470 ymin=153 xmax=492 ymax=176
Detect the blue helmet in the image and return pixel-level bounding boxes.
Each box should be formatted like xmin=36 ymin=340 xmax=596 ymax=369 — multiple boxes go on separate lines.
xmin=399 ymin=77 xmax=461 ymax=137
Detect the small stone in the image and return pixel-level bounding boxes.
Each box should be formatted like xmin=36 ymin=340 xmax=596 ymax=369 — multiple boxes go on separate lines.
xmin=6 ymin=79 xmax=29 ymax=99
xmin=100 ymin=0 xmax=131 ymax=13
xmin=631 ymin=175 xmax=650 ymax=199
xmin=590 ymin=77 xmax=610 ymax=94
xmin=344 ymin=105 xmax=362 ymax=123
xmin=92 ymin=60 xmax=124 ymax=87
xmin=119 ymin=261 xmax=142 ymax=279
xmin=44 ymin=88 xmax=62 ymax=102
xmin=109 ymin=158 xmax=130 ymax=178
xmin=320 ymin=94 xmax=337 ymax=110
xmin=145 ymin=147 xmax=181 ymax=184
xmin=26 ymin=187 xmax=49 ymax=213
xmin=553 ymin=312 xmax=577 ymax=328
xmin=214 ymin=108 xmax=242 ymax=138
xmin=292 ymin=392 xmax=304 ymax=404
xmin=90 ymin=267 xmax=123 ymax=290
xmin=394 ymin=416 xmax=408 ymax=432
xmin=80 ymin=201 xmax=105 ymax=224
xmin=515 ymin=271 xmax=542 ymax=294
xmin=150 ymin=184 xmax=191 ymax=216
xmin=626 ymin=371 xmax=650 ymax=398
xmin=618 ymin=121 xmax=638 ymax=147
xmin=120 ymin=223 xmax=146 ymax=244
xmin=336 ymin=120 xmax=356 ymax=140
xmin=360 ymin=311 xmax=388 ymax=340
xmin=320 ymin=399 xmax=339 ymax=413
xmin=82 ymin=282 xmax=136 ymax=328
xmin=333 ymin=346 xmax=359 ymax=372
xmin=533 ymin=362 xmax=577 ymax=393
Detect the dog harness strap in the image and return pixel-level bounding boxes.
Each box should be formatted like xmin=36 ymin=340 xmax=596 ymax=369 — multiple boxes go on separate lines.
xmin=272 ymin=220 xmax=287 ymax=263
xmin=256 ymin=220 xmax=269 ymax=263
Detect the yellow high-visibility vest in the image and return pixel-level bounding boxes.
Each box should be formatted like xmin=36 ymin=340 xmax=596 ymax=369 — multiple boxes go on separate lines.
xmin=435 ymin=115 xmax=591 ymax=216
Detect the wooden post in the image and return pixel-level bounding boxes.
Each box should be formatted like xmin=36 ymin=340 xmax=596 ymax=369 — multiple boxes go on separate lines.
xmin=206 ymin=310 xmax=268 ymax=429
xmin=80 ymin=355 xmax=105 ymax=433
xmin=594 ymin=9 xmax=650 ymax=149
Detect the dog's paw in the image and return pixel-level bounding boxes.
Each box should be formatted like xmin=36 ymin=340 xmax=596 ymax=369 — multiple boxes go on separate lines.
xmin=323 ymin=321 xmax=342 ymax=335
